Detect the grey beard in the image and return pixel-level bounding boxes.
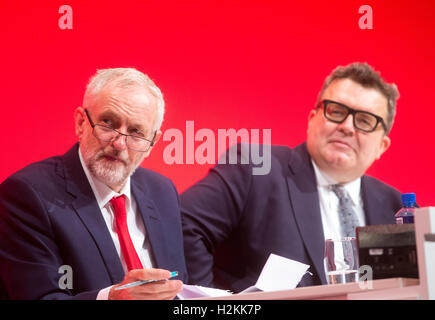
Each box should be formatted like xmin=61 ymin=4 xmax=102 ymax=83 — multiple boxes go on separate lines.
xmin=83 ymin=147 xmax=135 ymax=188
xmin=89 ymin=158 xmax=129 ymax=187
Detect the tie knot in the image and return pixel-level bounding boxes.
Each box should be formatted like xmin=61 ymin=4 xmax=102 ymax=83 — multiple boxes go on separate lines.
xmin=109 ymin=195 xmax=126 ymax=217
xmin=110 ymin=194 xmax=126 ymax=204
xmin=331 ymin=184 xmax=347 ymax=199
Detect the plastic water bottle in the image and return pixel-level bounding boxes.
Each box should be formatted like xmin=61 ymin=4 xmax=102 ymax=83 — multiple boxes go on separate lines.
xmin=395 ymin=193 xmax=416 ymax=224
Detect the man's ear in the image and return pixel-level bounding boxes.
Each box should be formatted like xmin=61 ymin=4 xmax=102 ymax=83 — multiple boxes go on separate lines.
xmin=143 ymin=130 xmax=162 ymax=158
xmin=308 ymin=109 xmax=318 ymax=121
xmin=376 ymin=135 xmax=391 ymax=159
xmin=74 ymin=107 xmax=86 ymax=140
xmin=153 ymin=130 xmax=162 ymax=146
xmin=307 ymin=109 xmax=318 ymax=132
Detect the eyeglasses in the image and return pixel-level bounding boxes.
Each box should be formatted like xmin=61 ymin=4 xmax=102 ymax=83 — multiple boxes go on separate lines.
xmin=319 ymin=99 xmax=387 ymax=133
xmin=84 ymin=109 xmax=156 ymax=152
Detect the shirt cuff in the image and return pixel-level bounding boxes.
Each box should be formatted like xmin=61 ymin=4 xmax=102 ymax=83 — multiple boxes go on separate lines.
xmin=96 ymin=286 xmax=113 ymax=300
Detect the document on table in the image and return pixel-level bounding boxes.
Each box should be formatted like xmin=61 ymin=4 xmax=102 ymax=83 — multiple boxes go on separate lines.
xmin=177 ymin=285 xmax=232 ymax=299
xmin=177 ymin=253 xmax=310 ymax=299
xmin=239 ymin=253 xmax=310 ymax=293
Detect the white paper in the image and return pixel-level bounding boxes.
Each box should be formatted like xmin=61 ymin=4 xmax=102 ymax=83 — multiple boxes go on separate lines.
xmin=177 ymin=284 xmax=232 ymax=299
xmin=240 ymin=253 xmax=310 ymax=293
xmin=178 ymin=253 xmax=310 ymax=299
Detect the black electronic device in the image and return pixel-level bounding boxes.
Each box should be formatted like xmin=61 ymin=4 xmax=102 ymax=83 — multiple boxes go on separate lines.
xmin=356 ymin=224 xmax=418 ymax=280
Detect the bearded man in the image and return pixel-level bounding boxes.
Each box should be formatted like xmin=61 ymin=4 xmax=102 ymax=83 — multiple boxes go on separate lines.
xmin=0 ymin=68 xmax=186 ymax=300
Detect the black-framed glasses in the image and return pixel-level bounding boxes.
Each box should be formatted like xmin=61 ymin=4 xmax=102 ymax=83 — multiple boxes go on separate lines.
xmin=84 ymin=109 xmax=156 ymax=152
xmin=319 ymin=99 xmax=387 ymax=133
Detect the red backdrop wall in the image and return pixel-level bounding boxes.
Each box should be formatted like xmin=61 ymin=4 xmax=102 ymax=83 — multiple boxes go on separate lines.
xmin=1 ymin=1 xmax=434 ymax=206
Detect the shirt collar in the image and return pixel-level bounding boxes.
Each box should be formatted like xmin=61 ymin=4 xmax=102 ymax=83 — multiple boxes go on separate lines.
xmin=311 ymin=159 xmax=361 ymax=206
xmin=78 ymin=147 xmax=131 ymax=210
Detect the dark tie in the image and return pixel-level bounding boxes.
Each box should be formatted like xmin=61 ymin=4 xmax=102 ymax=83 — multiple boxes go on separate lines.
xmin=331 ymin=184 xmax=360 ymax=238
xmin=109 ymin=195 xmax=143 ymax=271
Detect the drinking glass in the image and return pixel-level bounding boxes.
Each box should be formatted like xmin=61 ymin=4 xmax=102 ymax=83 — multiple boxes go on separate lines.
xmin=324 ymin=237 xmax=359 ymax=284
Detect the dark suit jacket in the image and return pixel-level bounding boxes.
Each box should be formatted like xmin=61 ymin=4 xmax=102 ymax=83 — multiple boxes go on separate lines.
xmin=0 ymin=144 xmax=187 ymax=299
xmin=181 ymin=143 xmax=401 ymax=293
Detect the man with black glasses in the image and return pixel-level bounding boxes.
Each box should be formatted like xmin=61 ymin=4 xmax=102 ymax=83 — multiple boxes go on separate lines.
xmin=181 ymin=62 xmax=402 ymax=292
xmin=0 ymin=68 xmax=186 ymax=299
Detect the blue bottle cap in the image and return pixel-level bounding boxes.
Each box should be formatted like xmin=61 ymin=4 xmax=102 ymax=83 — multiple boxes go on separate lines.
xmin=401 ymin=193 xmax=416 ymax=206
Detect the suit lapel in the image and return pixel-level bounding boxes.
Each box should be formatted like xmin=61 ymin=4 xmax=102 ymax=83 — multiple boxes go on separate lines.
xmin=361 ymin=176 xmax=395 ymax=225
xmin=286 ymin=143 xmax=327 ymax=284
xmin=61 ymin=144 xmax=125 ymax=284
xmin=131 ymin=176 xmax=171 ymax=270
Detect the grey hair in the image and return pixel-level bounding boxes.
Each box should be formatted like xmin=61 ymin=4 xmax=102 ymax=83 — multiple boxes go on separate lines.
xmin=316 ymin=62 xmax=399 ymax=134
xmin=83 ymin=67 xmax=165 ymax=131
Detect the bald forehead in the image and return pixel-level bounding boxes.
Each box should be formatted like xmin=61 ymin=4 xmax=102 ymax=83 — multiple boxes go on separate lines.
xmin=88 ymin=83 xmax=158 ymax=134
xmin=91 ymin=82 xmax=158 ymax=111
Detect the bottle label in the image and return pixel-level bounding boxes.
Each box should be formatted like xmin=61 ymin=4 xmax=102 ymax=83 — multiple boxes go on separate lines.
xmin=402 ymin=216 xmax=414 ymax=224
xmin=396 ymin=216 xmax=414 ymax=224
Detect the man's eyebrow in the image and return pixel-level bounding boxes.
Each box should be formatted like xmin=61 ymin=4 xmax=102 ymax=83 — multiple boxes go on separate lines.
xmin=129 ymin=121 xmax=146 ymax=130
xmin=98 ymin=110 xmax=118 ymax=120
xmin=99 ymin=110 xmax=148 ymax=134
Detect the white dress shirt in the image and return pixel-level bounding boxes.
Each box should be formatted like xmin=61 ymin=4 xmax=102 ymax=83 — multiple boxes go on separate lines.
xmin=78 ymin=148 xmax=155 ymax=299
xmin=311 ymin=160 xmax=366 ymax=241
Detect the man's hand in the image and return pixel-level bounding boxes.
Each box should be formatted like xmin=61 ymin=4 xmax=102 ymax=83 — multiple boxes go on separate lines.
xmin=109 ymin=268 xmax=183 ymax=300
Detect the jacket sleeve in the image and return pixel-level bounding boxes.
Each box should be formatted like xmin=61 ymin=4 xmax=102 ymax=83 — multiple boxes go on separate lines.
xmin=180 ymin=144 xmax=253 ymax=287
xmin=0 ymin=176 xmax=98 ymax=300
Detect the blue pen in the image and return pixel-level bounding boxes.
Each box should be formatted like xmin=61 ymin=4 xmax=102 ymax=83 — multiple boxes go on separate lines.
xmin=114 ymin=271 xmax=179 ymax=290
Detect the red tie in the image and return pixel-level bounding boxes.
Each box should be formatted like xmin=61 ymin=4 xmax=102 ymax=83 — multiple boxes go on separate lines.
xmin=109 ymin=195 xmax=143 ymax=271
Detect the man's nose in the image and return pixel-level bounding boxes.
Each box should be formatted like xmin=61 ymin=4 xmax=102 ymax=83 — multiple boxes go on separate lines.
xmin=111 ymin=133 xmax=128 ymax=151
xmin=337 ymin=114 xmax=356 ymax=134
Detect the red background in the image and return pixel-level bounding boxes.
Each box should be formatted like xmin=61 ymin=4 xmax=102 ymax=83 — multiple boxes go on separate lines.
xmin=1 ymin=1 xmax=434 ymax=206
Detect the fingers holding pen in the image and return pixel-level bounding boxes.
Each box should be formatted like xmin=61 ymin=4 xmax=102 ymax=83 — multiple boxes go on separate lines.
xmin=130 ymin=279 xmax=183 ymax=300
xmin=109 ymin=268 xmax=183 ymax=300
